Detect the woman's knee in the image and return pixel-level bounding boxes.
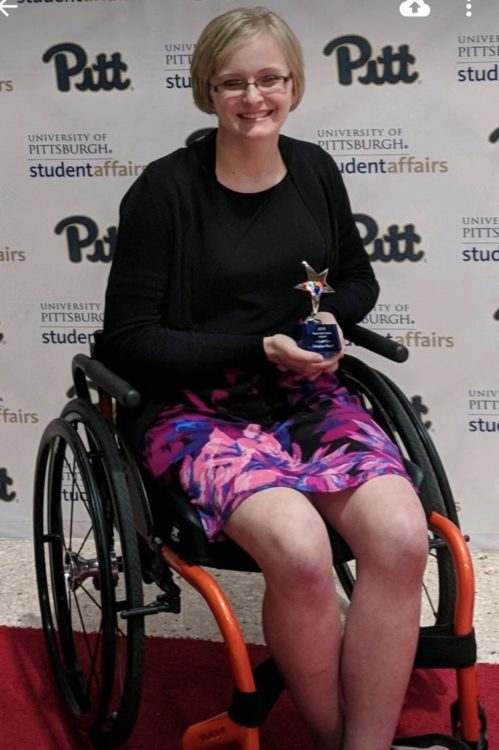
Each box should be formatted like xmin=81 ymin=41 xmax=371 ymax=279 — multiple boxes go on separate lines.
xmin=365 ymin=492 xmax=429 ymax=582
xmin=333 ymin=476 xmax=429 ymax=580
xmin=390 ymin=509 xmax=428 ymax=573
xmin=263 ymin=523 xmax=335 ymax=594
xmin=223 ymin=488 xmax=335 ymax=596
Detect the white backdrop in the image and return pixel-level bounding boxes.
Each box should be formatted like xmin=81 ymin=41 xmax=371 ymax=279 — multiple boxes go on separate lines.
xmin=1 ymin=0 xmax=498 ymax=547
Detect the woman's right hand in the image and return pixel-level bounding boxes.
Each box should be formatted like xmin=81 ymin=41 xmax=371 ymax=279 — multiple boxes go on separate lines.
xmin=263 ymin=333 xmax=333 ymax=379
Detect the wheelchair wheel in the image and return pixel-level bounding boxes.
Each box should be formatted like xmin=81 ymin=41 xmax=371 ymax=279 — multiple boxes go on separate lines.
xmin=336 ymin=355 xmax=458 ymax=625
xmin=33 ymin=399 xmax=145 ymax=748
xmin=375 ymin=369 xmax=458 ymax=524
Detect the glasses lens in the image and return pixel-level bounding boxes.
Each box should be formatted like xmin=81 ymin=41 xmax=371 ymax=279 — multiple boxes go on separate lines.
xmin=220 ymin=80 xmax=246 ymax=92
xmin=256 ymin=75 xmax=285 ymax=91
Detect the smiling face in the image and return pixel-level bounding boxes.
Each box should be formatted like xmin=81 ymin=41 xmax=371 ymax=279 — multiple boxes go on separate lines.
xmin=210 ymin=32 xmax=296 ymax=144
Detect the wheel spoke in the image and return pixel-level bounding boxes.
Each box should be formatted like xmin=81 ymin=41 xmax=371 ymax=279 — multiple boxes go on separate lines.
xmin=78 ymin=582 xmax=104 ymax=611
xmin=76 ymin=526 xmax=94 ymax=559
xmin=72 ymin=590 xmax=103 ymax=694
xmin=84 ymin=622 xmax=104 ymax=698
xmin=422 ymin=581 xmax=438 ymax=619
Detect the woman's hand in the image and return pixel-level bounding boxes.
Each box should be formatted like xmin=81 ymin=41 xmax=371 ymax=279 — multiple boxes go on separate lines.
xmin=263 ymin=313 xmax=345 ymax=380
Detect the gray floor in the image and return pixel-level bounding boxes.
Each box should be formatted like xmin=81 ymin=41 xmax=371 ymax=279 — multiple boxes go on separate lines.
xmin=1 ymin=539 xmax=498 ymax=663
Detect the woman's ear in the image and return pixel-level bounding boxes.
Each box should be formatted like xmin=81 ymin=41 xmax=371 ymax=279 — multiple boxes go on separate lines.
xmin=289 ymin=74 xmax=299 ymax=109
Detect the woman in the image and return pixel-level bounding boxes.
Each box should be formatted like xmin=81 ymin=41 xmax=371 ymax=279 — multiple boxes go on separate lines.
xmin=103 ymin=7 xmax=429 ymax=750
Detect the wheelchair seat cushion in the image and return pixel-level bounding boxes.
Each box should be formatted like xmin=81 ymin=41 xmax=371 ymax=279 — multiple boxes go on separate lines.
xmin=143 ymin=368 xmax=411 ymax=541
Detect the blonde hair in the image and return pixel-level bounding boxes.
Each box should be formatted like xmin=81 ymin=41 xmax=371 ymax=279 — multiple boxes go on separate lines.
xmin=191 ymin=7 xmax=305 ymax=114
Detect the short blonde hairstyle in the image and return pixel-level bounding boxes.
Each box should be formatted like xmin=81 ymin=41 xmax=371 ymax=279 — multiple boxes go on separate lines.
xmin=191 ymin=7 xmax=305 ymax=114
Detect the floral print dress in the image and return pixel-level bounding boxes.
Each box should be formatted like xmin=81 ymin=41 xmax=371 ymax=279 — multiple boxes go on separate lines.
xmin=143 ymin=366 xmax=409 ymax=541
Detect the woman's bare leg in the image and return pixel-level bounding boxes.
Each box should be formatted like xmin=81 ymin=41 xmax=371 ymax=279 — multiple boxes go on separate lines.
xmin=314 ymin=475 xmax=429 ymax=750
xmin=223 ymin=487 xmax=343 ymax=750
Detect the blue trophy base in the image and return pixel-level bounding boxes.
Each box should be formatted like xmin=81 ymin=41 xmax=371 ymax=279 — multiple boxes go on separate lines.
xmin=295 ymin=321 xmax=341 ymax=358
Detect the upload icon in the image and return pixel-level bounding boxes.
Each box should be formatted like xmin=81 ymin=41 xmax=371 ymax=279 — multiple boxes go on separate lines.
xmin=399 ymin=0 xmax=431 ymax=17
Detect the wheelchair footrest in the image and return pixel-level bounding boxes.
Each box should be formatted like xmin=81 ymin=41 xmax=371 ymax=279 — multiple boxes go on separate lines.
xmin=393 ymin=735 xmax=475 ymax=749
xmin=451 ymin=701 xmax=488 ymax=750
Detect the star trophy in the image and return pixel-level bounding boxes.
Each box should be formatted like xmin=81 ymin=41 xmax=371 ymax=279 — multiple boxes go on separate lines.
xmin=294 ymin=261 xmax=341 ymax=358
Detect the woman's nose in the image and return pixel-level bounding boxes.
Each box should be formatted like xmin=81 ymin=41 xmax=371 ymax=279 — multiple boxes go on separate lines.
xmin=242 ymin=82 xmax=264 ymax=101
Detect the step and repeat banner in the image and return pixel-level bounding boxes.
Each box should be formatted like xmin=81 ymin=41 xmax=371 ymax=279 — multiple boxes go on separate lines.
xmin=1 ymin=0 xmax=498 ymax=546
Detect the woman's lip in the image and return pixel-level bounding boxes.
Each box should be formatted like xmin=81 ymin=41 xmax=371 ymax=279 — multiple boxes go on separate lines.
xmin=237 ymin=110 xmax=273 ymax=120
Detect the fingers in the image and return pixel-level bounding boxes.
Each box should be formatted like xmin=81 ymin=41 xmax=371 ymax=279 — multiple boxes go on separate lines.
xmin=264 ymin=333 xmax=346 ymax=379
xmin=264 ymin=334 xmax=322 ymax=371
xmin=307 ymin=346 xmax=346 ymax=379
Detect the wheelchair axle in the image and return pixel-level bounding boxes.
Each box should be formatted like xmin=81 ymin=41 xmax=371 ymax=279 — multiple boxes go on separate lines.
xmin=64 ymin=549 xmax=119 ymax=592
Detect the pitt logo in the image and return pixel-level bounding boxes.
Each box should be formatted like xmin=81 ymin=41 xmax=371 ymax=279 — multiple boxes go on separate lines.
xmin=323 ymin=35 xmax=418 ymax=86
xmin=354 ymin=214 xmax=424 ymax=262
xmin=0 ymin=467 xmax=16 ymax=503
xmin=54 ymin=216 xmax=116 ymax=263
xmin=42 ymin=43 xmax=131 ymax=93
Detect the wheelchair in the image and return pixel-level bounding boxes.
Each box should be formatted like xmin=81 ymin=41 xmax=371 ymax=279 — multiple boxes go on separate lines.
xmin=33 ymin=325 xmax=487 ymax=749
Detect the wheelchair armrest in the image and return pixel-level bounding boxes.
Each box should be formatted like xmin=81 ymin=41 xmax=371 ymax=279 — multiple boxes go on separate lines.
xmin=344 ymin=324 xmax=409 ymax=363
xmin=72 ymin=353 xmax=142 ymax=409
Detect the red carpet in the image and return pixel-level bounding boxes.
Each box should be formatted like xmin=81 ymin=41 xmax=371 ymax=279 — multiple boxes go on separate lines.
xmin=1 ymin=626 xmax=496 ymax=749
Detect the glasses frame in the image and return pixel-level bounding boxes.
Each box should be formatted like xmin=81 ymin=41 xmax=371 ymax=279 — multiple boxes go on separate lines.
xmin=209 ymin=72 xmax=293 ymax=95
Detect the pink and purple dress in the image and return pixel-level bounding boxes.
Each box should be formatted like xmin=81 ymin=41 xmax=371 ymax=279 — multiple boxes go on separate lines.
xmin=143 ymin=367 xmax=409 ymax=541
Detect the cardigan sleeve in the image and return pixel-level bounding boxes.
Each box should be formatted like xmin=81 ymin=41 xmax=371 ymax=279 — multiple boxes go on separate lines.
xmin=317 ymin=157 xmax=379 ymax=329
xmin=102 ymin=168 xmax=266 ymax=395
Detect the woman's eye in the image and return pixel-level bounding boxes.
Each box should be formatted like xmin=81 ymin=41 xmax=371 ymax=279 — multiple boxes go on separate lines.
xmin=222 ymin=80 xmax=245 ymax=90
xmin=259 ymin=75 xmax=280 ymax=85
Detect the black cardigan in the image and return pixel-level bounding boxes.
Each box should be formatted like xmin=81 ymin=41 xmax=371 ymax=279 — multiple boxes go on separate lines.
xmin=102 ymin=131 xmax=379 ymax=441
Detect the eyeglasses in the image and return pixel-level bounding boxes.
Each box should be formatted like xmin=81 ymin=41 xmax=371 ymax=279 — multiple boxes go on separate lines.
xmin=210 ymin=73 xmax=292 ymax=95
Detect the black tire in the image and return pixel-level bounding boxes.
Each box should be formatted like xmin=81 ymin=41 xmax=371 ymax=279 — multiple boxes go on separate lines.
xmin=33 ymin=417 xmax=117 ymax=726
xmin=335 ymin=355 xmax=458 ymax=625
xmin=34 ymin=400 xmax=145 ymax=748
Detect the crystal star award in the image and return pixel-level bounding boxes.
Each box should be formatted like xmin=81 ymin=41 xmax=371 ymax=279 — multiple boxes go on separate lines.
xmin=294 ymin=261 xmax=341 ymax=357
